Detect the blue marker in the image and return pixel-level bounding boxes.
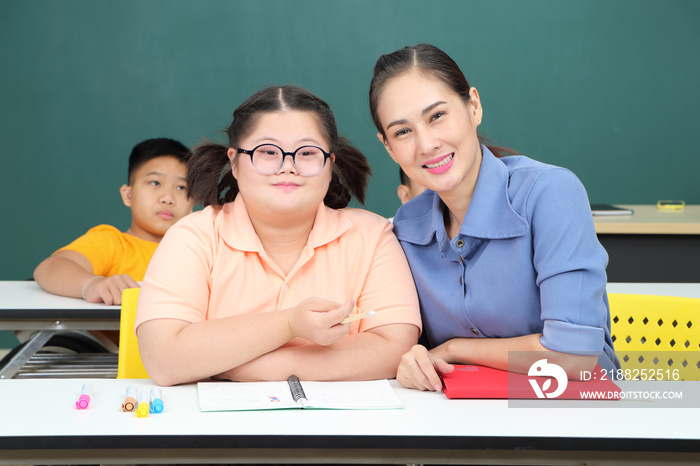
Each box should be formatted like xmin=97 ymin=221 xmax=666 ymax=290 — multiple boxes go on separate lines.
xmin=150 ymin=387 xmax=164 ymax=413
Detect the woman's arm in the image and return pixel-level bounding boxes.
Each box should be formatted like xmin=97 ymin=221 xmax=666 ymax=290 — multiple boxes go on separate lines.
xmin=435 ymin=334 xmax=597 ymax=377
xmin=397 ymin=335 xmax=597 ymax=391
xmin=217 ymin=323 xmax=419 ymax=382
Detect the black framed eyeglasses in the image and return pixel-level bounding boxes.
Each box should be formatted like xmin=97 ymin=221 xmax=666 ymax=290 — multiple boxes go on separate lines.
xmin=236 ymin=144 xmax=332 ymax=177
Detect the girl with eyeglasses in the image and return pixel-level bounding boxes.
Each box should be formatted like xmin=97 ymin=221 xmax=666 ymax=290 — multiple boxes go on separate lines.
xmin=135 ymin=86 xmax=421 ymax=386
xmin=369 ymin=44 xmax=620 ymax=391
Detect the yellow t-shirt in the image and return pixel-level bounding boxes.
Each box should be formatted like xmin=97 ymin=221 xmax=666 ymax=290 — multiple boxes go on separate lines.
xmin=56 ymin=225 xmax=158 ymax=280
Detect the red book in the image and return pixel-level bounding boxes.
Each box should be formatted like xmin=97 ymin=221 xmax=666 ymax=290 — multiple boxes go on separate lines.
xmin=441 ymin=363 xmax=621 ymax=400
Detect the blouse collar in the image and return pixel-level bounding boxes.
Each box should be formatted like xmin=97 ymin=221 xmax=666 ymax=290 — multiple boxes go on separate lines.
xmin=394 ymin=145 xmax=528 ymax=245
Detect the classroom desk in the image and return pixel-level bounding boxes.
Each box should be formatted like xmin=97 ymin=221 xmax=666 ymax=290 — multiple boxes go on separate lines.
xmin=1 ymin=282 xmax=699 ymax=464
xmin=606 ymin=282 xmax=700 ymax=298
xmin=0 ymin=378 xmax=698 ymax=465
xmin=0 ymin=281 xmax=119 ymax=379
xmin=593 ymin=205 xmax=700 ymax=283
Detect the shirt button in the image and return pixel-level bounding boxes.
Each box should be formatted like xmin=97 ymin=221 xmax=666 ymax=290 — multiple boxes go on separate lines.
xmin=283 ymin=285 xmax=289 ymax=292
xmin=456 ymin=239 xmax=464 ymax=248
xmin=459 ymin=277 xmax=463 ymax=285
xmin=470 ymin=328 xmax=479 ymax=335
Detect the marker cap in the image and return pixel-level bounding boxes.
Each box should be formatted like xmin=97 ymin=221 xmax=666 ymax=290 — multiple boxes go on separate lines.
xmin=150 ymin=387 xmax=164 ymax=413
xmin=136 ymin=402 xmax=150 ymax=417
xmin=151 ymin=398 xmax=164 ymax=413
xmin=122 ymin=385 xmax=138 ymax=412
xmin=122 ymin=397 xmax=136 ymax=412
xmin=76 ymin=383 xmax=93 ymax=409
xmin=76 ymin=394 xmax=91 ymax=409
xmin=136 ymin=390 xmax=150 ymax=417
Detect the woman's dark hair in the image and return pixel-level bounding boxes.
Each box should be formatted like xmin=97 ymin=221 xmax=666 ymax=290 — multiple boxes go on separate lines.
xmin=369 ymin=44 xmax=517 ymax=158
xmin=188 ymin=86 xmax=370 ymax=208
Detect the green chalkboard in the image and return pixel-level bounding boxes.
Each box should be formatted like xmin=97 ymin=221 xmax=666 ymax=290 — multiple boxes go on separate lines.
xmin=1 ymin=0 xmax=698 ymax=291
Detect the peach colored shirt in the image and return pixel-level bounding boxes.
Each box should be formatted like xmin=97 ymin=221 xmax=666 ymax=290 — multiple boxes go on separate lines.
xmin=135 ymin=196 xmax=421 ymax=340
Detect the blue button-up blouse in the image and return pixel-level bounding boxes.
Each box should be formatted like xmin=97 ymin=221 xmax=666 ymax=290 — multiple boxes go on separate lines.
xmin=393 ymin=146 xmax=620 ymax=371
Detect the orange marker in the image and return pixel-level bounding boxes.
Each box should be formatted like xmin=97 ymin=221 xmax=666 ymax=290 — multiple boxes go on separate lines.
xmin=121 ymin=385 xmax=137 ymax=412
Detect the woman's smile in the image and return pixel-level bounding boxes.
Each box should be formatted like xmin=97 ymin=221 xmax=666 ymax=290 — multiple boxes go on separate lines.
xmin=423 ymin=152 xmax=455 ymax=174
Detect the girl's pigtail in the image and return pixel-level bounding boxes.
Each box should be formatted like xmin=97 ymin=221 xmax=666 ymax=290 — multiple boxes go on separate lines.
xmin=186 ymin=141 xmax=237 ymax=207
xmin=324 ymin=137 xmax=371 ymax=209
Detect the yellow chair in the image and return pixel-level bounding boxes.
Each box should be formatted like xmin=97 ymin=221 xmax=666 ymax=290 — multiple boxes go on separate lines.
xmin=609 ymin=293 xmax=700 ymax=381
xmin=117 ymin=287 xmax=150 ymax=379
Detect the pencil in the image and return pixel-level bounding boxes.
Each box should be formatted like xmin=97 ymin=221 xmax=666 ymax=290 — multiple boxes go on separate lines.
xmin=340 ymin=309 xmax=376 ymax=324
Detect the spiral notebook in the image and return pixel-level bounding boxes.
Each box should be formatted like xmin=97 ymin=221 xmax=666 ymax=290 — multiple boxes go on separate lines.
xmin=197 ymin=376 xmax=403 ymax=411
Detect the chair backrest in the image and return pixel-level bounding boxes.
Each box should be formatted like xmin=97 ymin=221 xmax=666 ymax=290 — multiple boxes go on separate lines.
xmin=117 ymin=287 xmax=150 ymax=379
xmin=608 ymin=293 xmax=700 ymax=381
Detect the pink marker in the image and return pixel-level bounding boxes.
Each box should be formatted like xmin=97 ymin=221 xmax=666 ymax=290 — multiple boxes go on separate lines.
xmin=76 ymin=383 xmax=93 ymax=409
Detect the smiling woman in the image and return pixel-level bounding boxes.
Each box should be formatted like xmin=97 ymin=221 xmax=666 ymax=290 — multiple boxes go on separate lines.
xmin=134 ymin=85 xmax=421 ymax=387
xmin=369 ymin=44 xmax=621 ymax=391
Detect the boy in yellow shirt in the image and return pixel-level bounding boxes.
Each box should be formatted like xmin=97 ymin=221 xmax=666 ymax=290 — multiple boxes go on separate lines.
xmin=34 ymin=138 xmax=194 ymax=305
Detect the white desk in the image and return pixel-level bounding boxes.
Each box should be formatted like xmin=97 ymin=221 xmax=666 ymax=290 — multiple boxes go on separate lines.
xmin=0 ymin=281 xmax=119 ymax=379
xmin=0 ymin=378 xmax=698 ymax=465
xmin=1 ymin=282 xmax=699 ymax=464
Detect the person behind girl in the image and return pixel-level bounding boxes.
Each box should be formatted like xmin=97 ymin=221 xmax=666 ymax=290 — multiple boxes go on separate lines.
xmin=29 ymin=138 xmax=193 ymax=351
xmin=369 ymin=44 xmax=620 ymax=391
xmin=34 ymin=137 xmax=194 ymax=305
xmin=135 ymin=86 xmax=421 ymax=386
xmin=397 ymin=167 xmax=426 ymax=205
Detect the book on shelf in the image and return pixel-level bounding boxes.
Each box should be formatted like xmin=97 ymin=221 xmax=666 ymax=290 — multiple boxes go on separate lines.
xmin=590 ymin=204 xmax=634 ymax=216
xmin=197 ymin=375 xmax=403 ymax=411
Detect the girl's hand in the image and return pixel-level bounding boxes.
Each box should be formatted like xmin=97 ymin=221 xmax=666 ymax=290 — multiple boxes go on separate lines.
xmin=286 ymin=298 xmax=353 ymax=346
xmin=83 ymin=275 xmax=140 ymax=305
xmin=397 ymin=344 xmax=454 ymax=391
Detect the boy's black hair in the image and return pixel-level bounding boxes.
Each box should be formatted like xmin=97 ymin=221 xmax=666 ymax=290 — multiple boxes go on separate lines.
xmin=128 ymin=138 xmax=192 ymax=184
